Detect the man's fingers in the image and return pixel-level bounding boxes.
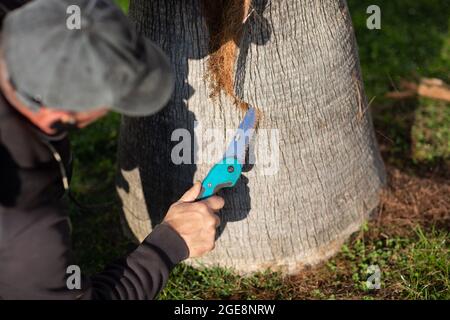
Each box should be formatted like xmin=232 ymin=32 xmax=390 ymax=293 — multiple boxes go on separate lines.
xmin=202 ymin=195 xmax=225 ymax=211
xmin=179 ymin=182 xmax=202 ymax=202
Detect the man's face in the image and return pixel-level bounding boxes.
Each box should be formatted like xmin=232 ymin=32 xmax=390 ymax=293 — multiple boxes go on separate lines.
xmin=0 ymin=54 xmax=109 ymax=135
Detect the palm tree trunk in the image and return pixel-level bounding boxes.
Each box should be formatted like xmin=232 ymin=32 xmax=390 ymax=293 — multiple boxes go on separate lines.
xmin=117 ymin=0 xmax=386 ymax=274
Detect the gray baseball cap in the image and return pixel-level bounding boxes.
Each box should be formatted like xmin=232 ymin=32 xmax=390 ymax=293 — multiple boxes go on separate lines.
xmin=1 ymin=0 xmax=175 ymax=116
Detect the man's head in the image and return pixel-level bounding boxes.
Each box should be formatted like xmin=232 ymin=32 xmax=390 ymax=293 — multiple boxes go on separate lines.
xmin=0 ymin=0 xmax=174 ymax=135
xmin=0 ymin=48 xmax=108 ymax=134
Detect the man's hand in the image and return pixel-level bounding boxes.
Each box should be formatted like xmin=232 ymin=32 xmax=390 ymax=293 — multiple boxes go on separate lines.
xmin=163 ymin=182 xmax=225 ymax=258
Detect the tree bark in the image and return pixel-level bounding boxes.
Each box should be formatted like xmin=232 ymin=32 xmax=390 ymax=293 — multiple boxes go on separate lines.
xmin=117 ymin=0 xmax=386 ymax=274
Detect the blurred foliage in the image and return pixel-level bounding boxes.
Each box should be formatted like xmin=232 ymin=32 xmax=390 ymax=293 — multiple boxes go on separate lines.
xmin=113 ymin=0 xmax=129 ymax=12
xmin=349 ymin=0 xmax=450 ymax=98
xmin=412 ymin=98 xmax=450 ymax=163
xmin=350 ymin=0 xmax=450 ymax=167
xmin=69 ymin=113 xmax=131 ymax=274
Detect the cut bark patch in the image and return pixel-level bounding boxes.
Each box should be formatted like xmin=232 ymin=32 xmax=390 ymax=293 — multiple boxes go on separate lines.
xmin=201 ymin=0 xmax=251 ymax=111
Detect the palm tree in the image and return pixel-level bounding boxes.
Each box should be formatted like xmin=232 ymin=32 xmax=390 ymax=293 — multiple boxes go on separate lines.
xmin=117 ymin=0 xmax=385 ymax=273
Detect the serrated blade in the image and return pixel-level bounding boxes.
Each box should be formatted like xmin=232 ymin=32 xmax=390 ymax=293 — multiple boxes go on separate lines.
xmin=223 ymin=107 xmax=257 ymax=164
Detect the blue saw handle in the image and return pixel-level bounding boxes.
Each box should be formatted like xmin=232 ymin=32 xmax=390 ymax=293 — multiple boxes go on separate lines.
xmin=197 ymin=157 xmax=243 ymax=200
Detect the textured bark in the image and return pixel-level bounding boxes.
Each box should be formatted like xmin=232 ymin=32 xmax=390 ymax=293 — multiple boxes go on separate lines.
xmin=117 ymin=0 xmax=386 ymax=274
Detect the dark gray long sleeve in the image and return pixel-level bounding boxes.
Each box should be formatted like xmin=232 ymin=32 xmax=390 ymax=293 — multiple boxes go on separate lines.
xmin=0 ymin=201 xmax=188 ymax=300
xmin=87 ymin=223 xmax=189 ymax=300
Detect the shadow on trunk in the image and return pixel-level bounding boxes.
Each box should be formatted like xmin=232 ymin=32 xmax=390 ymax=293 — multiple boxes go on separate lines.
xmin=117 ymin=0 xmax=272 ymax=241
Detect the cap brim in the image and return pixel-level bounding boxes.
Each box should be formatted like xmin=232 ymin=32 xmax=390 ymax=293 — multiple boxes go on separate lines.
xmin=112 ymin=39 xmax=175 ymax=117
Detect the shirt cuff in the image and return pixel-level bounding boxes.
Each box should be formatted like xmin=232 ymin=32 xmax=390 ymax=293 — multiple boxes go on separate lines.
xmin=144 ymin=223 xmax=189 ymax=267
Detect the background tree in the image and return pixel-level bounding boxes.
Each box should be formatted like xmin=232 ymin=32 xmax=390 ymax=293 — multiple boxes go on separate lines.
xmin=117 ymin=0 xmax=386 ymax=273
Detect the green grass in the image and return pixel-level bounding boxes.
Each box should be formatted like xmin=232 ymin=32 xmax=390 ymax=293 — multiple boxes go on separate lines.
xmin=158 ymin=225 xmax=449 ymax=300
xmin=160 ymin=266 xmax=287 ymax=300
xmin=331 ymin=226 xmax=449 ymax=299
xmin=412 ymin=98 xmax=450 ymax=164
xmin=399 ymin=227 xmax=449 ymax=299
xmin=68 ymin=0 xmax=450 ymax=299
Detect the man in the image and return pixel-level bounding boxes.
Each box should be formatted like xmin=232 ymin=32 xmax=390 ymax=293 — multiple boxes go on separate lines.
xmin=0 ymin=0 xmax=224 ymax=299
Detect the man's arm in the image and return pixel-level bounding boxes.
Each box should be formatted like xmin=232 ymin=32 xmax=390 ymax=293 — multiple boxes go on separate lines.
xmin=87 ymin=223 xmax=190 ymax=300
xmin=88 ymin=182 xmax=223 ymax=299
xmin=0 ymin=183 xmax=223 ymax=300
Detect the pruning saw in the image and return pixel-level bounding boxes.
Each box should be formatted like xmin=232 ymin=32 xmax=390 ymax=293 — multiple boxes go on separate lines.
xmin=196 ymin=107 xmax=257 ymax=200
